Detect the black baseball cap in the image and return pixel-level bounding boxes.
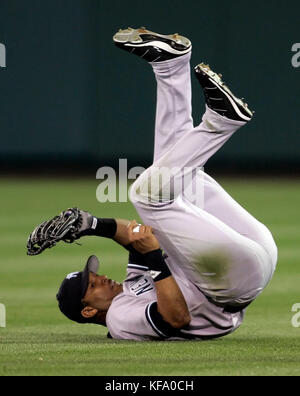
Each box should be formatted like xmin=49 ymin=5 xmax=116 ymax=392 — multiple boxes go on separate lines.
xmin=56 ymin=255 xmax=100 ymax=324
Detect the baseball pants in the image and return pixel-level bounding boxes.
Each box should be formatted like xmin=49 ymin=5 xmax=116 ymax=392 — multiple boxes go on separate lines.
xmin=130 ymin=53 xmax=278 ymax=306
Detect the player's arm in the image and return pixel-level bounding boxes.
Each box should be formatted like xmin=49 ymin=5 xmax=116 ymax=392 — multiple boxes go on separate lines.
xmin=77 ymin=216 xmax=143 ymax=247
xmin=114 ymin=219 xmax=140 ymax=246
xmin=27 ymin=209 xmax=143 ymax=256
xmin=27 ymin=208 xmax=140 ymax=256
xmin=76 ymin=214 xmax=153 ymax=250
xmin=127 ymin=222 xmax=191 ymax=329
xmin=155 ymin=275 xmax=191 ymax=329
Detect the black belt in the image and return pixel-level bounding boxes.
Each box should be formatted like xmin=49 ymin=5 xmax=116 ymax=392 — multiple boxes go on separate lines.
xmin=206 ymin=296 xmax=253 ymax=313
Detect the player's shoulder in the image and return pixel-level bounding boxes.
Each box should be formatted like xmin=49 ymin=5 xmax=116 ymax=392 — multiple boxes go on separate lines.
xmin=106 ymin=293 xmax=158 ymax=341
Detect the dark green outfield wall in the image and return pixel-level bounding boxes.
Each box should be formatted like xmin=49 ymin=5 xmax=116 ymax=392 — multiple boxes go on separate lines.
xmin=0 ymin=0 xmax=299 ymax=172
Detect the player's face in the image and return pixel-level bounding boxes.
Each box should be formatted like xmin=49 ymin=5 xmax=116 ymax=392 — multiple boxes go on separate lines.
xmin=82 ymin=272 xmax=123 ymax=311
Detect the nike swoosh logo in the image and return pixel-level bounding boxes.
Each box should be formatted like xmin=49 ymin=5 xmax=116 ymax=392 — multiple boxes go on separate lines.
xmin=124 ymin=41 xmax=191 ymax=56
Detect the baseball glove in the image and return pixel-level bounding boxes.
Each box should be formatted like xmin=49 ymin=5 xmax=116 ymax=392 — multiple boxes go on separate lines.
xmin=27 ymin=208 xmax=84 ymax=256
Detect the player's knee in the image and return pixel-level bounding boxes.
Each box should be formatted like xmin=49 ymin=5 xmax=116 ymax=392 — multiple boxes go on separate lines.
xmin=129 ymin=178 xmax=140 ymax=205
xmin=259 ymin=224 xmax=278 ymax=269
xmin=265 ymin=231 xmax=278 ymax=269
xmin=129 ymin=173 xmax=151 ymax=206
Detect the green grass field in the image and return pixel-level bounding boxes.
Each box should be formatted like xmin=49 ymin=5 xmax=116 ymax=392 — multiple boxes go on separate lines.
xmin=0 ymin=177 xmax=300 ymax=376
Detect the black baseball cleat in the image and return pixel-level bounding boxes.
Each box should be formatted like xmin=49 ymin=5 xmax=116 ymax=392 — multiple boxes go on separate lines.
xmin=113 ymin=27 xmax=192 ymax=63
xmin=194 ymin=63 xmax=254 ymax=122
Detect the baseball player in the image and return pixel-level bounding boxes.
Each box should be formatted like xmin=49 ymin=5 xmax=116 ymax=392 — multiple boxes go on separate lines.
xmin=27 ymin=28 xmax=278 ymax=341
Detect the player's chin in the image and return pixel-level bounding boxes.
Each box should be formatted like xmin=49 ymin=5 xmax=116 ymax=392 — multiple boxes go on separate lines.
xmin=110 ymin=281 xmax=122 ymax=294
xmin=114 ymin=283 xmax=123 ymax=296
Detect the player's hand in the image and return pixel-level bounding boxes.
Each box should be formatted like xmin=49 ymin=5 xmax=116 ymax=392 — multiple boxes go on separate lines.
xmin=127 ymin=220 xmax=160 ymax=254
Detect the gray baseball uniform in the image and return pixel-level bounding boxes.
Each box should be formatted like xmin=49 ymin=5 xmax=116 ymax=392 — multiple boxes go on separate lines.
xmin=107 ymin=52 xmax=277 ymax=341
xmin=106 ymin=265 xmax=243 ymax=341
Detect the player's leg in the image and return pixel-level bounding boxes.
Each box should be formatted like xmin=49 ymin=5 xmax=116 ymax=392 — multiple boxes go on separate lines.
xmin=150 ymin=53 xmax=194 ymax=162
xmin=132 ymin=190 xmax=274 ymax=306
xmin=131 ymin=168 xmax=276 ymax=306
xmin=113 ymin=27 xmax=193 ymax=162
xmin=188 ymin=64 xmax=277 ymax=265
xmin=152 ymin=62 xmax=253 ymax=171
xmin=130 ymin=106 xmax=246 ymax=206
xmin=130 ymin=62 xmax=254 ymax=205
xmin=198 ymin=172 xmax=278 ymax=269
xmin=129 ymin=63 xmax=276 ymax=306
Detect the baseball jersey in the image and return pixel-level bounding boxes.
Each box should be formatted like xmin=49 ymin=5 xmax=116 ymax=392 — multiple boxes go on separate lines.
xmin=106 ymin=252 xmax=245 ymax=341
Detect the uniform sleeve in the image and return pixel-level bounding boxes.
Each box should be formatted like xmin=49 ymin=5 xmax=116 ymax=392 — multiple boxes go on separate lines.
xmin=146 ymin=302 xmax=194 ymax=339
xmin=106 ymin=295 xmax=194 ymax=341
xmin=106 ymin=296 xmax=161 ymax=341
